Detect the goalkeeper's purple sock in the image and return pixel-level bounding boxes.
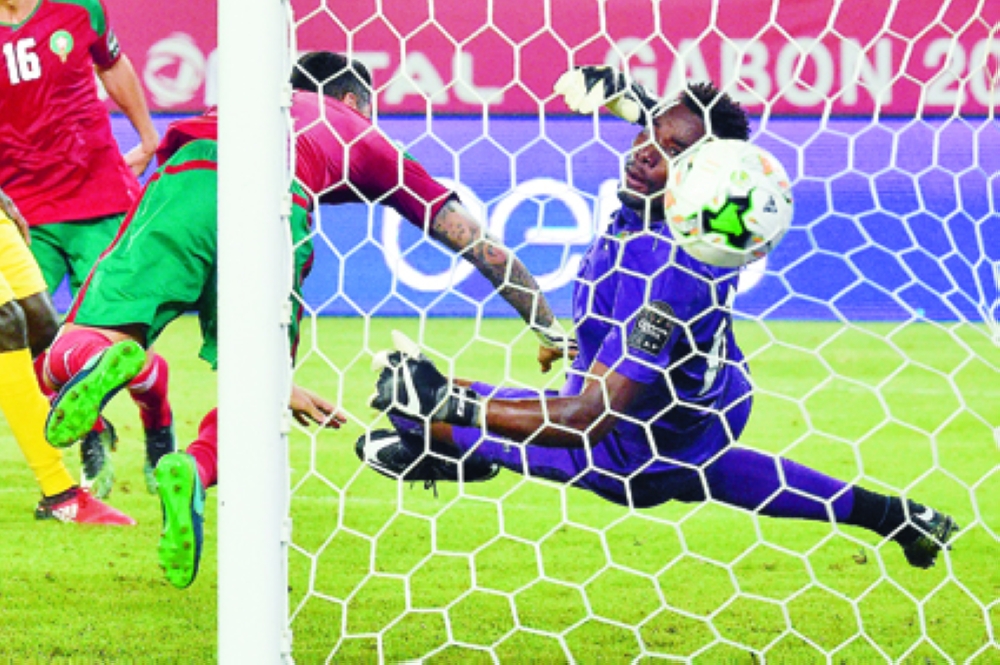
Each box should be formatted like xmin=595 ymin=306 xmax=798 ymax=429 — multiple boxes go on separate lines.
xmin=696 ymin=447 xmax=855 ymax=522
xmin=698 ymin=448 xmax=915 ymax=538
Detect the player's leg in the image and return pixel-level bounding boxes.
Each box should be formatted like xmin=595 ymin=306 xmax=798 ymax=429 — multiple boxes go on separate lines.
xmin=0 ymin=298 xmax=75 ymax=497
xmin=62 ymin=213 xmax=179 ymax=493
xmin=44 ymin=328 xmax=147 ymax=448
xmin=32 ymin=219 xmax=128 ymax=494
xmin=25 ymin=222 xmax=70 ymax=298
xmin=48 ymin=141 xmax=218 ymax=457
xmin=156 ymin=408 xmax=214 ymax=589
xmin=45 ymin=325 xmax=173 ymax=488
xmin=19 ymin=287 xmax=122 ymax=497
xmin=126 ymin=350 xmax=175 ymax=493
xmin=0 ymin=218 xmax=132 ymax=524
xmin=685 ymin=447 xmax=958 ymax=568
xmin=128 ymin=354 xmax=175 ymax=493
xmin=17 ymin=291 xmax=59 ymax=357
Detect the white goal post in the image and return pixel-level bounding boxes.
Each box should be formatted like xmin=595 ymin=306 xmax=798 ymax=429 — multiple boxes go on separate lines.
xmin=214 ymin=0 xmax=1000 ymax=662
xmin=217 ymin=0 xmax=293 ymax=661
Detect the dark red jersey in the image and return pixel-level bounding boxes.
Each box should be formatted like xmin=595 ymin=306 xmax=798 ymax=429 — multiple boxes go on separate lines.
xmin=158 ymin=93 xmax=456 ymax=228
xmin=0 ymin=0 xmax=139 ymax=225
xmin=290 ymin=90 xmax=455 ymax=227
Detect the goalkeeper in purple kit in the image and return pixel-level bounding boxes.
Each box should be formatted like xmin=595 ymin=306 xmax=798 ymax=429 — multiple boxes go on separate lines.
xmin=361 ymin=67 xmax=958 ymax=569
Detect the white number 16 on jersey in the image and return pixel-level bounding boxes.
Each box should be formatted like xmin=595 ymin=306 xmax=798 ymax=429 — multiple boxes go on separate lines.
xmin=3 ymin=38 xmax=41 ymax=84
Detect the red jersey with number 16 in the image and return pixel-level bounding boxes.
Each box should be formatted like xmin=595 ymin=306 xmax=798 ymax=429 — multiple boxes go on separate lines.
xmin=0 ymin=0 xmax=139 ymax=226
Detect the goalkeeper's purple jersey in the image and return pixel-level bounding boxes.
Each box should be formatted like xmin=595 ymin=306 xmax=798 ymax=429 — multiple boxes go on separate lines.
xmin=564 ymin=206 xmax=751 ymax=450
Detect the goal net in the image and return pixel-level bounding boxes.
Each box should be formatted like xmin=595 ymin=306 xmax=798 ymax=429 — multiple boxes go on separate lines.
xmin=227 ymin=0 xmax=999 ymax=661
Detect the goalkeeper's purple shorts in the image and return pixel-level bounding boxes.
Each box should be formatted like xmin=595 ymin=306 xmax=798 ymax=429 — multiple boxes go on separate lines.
xmin=389 ymin=374 xmax=752 ymax=509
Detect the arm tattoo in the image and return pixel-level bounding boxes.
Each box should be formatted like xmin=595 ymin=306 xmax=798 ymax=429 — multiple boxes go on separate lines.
xmin=430 ymin=200 xmax=556 ymax=328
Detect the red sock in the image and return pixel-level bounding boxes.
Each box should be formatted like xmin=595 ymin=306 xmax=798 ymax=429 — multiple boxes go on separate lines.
xmin=186 ymin=408 xmax=218 ymax=489
xmin=128 ymin=352 xmax=173 ymax=431
xmin=45 ymin=329 xmax=113 ymax=389
xmin=32 ymin=351 xmax=56 ymax=397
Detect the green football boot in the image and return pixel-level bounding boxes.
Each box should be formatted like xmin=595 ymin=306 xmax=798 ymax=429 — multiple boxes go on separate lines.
xmin=156 ymin=452 xmax=205 ymax=589
xmin=45 ymin=340 xmax=147 ymax=449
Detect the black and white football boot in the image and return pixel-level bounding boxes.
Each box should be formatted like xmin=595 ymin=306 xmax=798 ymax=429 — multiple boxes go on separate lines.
xmin=897 ymin=501 xmax=959 ymax=569
xmin=355 ymin=429 xmax=499 ymax=485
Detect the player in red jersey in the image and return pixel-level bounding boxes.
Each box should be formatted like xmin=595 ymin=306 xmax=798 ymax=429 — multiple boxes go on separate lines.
xmin=43 ymin=51 xmax=571 ymax=587
xmin=288 ymin=51 xmax=574 ymax=364
xmin=0 ymin=0 xmax=171 ymax=500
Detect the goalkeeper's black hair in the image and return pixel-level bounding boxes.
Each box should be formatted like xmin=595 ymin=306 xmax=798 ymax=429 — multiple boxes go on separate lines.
xmin=290 ymin=51 xmax=372 ymax=108
xmin=679 ymin=82 xmax=751 ymax=141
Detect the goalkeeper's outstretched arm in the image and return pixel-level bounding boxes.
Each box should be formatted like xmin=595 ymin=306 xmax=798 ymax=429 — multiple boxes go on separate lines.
xmin=370 ymin=334 xmax=641 ymax=449
xmin=429 ymin=200 xmax=575 ymax=371
xmin=470 ymin=362 xmax=643 ymax=448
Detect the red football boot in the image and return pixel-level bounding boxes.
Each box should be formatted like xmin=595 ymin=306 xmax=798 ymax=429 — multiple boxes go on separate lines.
xmin=35 ymin=487 xmax=136 ymax=526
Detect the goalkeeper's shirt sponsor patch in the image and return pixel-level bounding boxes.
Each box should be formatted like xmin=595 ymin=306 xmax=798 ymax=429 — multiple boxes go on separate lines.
xmin=627 ymin=301 xmax=675 ymax=356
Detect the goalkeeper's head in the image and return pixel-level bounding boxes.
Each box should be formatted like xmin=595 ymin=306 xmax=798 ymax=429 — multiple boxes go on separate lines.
xmin=291 ymin=51 xmax=373 ymax=119
xmin=676 ymin=82 xmax=750 ymax=142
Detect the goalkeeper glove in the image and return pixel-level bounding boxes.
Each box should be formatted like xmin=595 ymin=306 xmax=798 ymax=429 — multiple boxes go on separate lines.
xmin=553 ymin=65 xmax=660 ymax=125
xmin=369 ymin=331 xmax=483 ymax=428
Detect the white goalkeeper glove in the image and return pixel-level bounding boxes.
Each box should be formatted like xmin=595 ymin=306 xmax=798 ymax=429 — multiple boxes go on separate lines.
xmin=369 ymin=331 xmax=483 ymax=428
xmin=553 ymin=66 xmax=660 ymax=125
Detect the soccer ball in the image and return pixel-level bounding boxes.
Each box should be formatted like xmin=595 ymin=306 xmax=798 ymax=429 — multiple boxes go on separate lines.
xmin=664 ymin=138 xmax=793 ymax=268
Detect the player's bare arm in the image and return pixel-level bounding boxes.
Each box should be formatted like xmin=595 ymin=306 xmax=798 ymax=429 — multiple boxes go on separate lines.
xmin=97 ymin=55 xmax=159 ymax=177
xmin=430 ymin=200 xmax=555 ymax=327
xmin=0 ymin=185 xmax=30 ymax=244
xmin=474 ymin=363 xmax=644 ymax=448
xmin=370 ymin=334 xmax=641 ymax=448
xmin=430 ymin=200 xmax=574 ymax=371
xmin=427 ymin=363 xmax=644 ymax=449
xmin=290 ymin=383 xmax=347 ymax=429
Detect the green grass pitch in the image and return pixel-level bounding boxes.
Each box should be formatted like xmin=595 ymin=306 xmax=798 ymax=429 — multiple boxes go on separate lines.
xmin=1 ymin=315 xmax=998 ymax=662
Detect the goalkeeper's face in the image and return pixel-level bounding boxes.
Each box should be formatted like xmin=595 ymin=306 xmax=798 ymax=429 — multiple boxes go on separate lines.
xmin=619 ymin=105 xmax=705 ymax=221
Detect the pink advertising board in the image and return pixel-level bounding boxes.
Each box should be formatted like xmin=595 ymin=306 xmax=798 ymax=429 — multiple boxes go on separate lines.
xmin=107 ymin=0 xmax=997 ymax=115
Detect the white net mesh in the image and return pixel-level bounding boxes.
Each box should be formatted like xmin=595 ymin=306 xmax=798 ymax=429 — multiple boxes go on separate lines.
xmin=284 ymin=1 xmax=999 ymax=661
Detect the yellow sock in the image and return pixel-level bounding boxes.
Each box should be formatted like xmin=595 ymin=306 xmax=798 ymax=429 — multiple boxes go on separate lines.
xmin=0 ymin=348 xmax=75 ymax=497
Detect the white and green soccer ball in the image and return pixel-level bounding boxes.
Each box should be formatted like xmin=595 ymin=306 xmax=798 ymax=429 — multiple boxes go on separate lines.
xmin=664 ymin=138 xmax=793 ymax=268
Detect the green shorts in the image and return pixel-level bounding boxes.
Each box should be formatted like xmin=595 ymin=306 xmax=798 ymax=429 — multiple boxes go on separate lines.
xmin=70 ymin=139 xmax=313 ymax=369
xmin=30 ymin=213 xmax=126 ymax=296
